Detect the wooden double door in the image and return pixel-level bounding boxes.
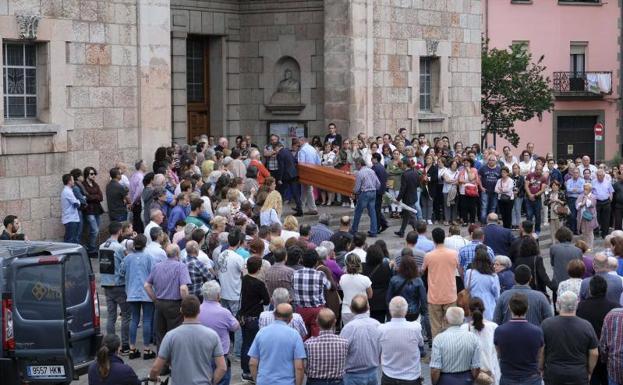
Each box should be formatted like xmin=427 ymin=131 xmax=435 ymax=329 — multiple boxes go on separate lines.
xmin=187 ymin=36 xmax=210 ymax=142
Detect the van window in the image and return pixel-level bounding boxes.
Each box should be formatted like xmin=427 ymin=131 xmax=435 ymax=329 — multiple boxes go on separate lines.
xmin=64 ymin=254 xmax=89 ymax=308
xmin=15 ymin=264 xmax=63 ymax=320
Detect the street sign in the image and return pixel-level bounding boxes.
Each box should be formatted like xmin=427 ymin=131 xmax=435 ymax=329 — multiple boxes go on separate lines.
xmin=594 ymin=122 xmax=604 ymax=141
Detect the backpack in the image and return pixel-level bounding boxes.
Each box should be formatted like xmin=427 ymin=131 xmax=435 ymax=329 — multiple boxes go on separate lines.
xmin=99 ymin=240 xmax=117 ymax=275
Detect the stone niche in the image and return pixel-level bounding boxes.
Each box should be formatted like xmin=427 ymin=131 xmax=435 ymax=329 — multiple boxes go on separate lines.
xmin=264 ymin=56 xmax=305 ymax=115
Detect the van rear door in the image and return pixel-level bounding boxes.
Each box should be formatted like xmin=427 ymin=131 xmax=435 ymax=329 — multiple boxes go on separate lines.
xmin=11 ymin=255 xmax=73 ymax=383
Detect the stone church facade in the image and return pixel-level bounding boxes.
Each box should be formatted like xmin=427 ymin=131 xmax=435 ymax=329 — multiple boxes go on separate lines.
xmin=0 ymin=0 xmax=480 ymax=240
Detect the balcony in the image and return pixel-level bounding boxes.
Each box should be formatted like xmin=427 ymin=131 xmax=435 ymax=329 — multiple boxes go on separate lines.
xmin=552 ymin=71 xmax=612 ymax=100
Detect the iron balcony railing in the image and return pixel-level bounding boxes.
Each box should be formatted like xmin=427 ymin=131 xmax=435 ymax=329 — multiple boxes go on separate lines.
xmin=552 ymin=71 xmax=613 ymax=98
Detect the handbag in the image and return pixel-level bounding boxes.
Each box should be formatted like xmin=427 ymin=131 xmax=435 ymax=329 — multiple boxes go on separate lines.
xmin=499 ymin=193 xmax=512 ymax=202
xmin=475 ymin=370 xmax=494 ymax=385
xmin=465 ymin=183 xmax=479 ymax=197
xmin=556 ymin=205 xmax=570 ymax=216
xmin=457 ymin=270 xmax=473 ymax=316
xmin=582 ymin=209 xmax=594 ymax=221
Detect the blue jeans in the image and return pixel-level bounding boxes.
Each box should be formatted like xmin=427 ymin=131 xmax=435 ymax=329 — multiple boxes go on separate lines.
xmin=64 ymin=221 xmax=80 ymax=244
xmin=344 ymin=367 xmax=378 ymax=385
xmin=221 ymin=299 xmax=242 ymax=357
xmin=110 ymin=213 xmax=128 ymax=222
xmin=500 ymin=374 xmax=542 ymax=385
xmin=241 ymin=317 xmax=259 ymax=374
xmin=308 ymin=380 xmax=344 ymax=385
xmin=480 ymin=190 xmax=498 ymax=223
xmin=85 ymin=214 xmax=101 ymax=255
xmin=525 ymin=197 xmax=542 ymax=233
xmin=512 ymin=197 xmax=523 ymax=227
xmin=609 ymin=377 xmax=620 ymax=385
xmin=351 ymin=191 xmax=378 ymax=236
xmin=215 ymin=356 xmax=232 ymax=385
xmin=104 ymin=286 xmax=131 ymax=347
xmin=414 ymin=188 xmax=423 ymax=221
xmin=129 ymin=301 xmax=154 ymax=347
xmin=567 ymin=196 xmax=578 ymax=233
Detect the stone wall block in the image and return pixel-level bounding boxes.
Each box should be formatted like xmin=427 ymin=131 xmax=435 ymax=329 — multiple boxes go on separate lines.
xmin=73 ymin=65 xmax=100 ymax=86
xmin=30 ymin=197 xmax=51 ymax=220
xmin=89 ymin=22 xmax=106 ymax=43
xmin=117 ymin=128 xmax=138 ymax=149
xmin=190 ymin=10 xmax=202 ymax=33
xmin=123 ymin=108 xmax=138 ymax=128
xmin=42 ymin=0 xmax=63 ymax=17
xmin=69 ymin=86 xmax=91 ymax=108
xmin=100 ymin=66 xmax=120 ymax=86
xmin=19 ymin=177 xmax=40 ymax=199
xmin=73 ymin=21 xmax=90 ymax=42
xmin=38 ymin=175 xmax=59 ymax=198
xmin=119 ymin=66 xmax=137 ymax=85
xmin=83 ymin=129 xmax=118 ymax=151
xmin=214 ymin=13 xmax=225 ymax=34
xmin=112 ymin=45 xmax=137 ymax=66
xmin=68 ymin=129 xmax=84 ymax=151
xmin=67 ymin=43 xmax=86 ymax=64
xmin=85 ymin=44 xmax=111 ymax=65
xmin=78 ymin=0 xmax=97 ymax=21
xmin=90 ymin=87 xmax=114 ymax=107
xmin=74 ymin=108 xmax=104 ymax=129
xmin=42 ymin=218 xmax=65 ymax=238
xmin=27 ymin=154 xmax=46 ymax=176
xmin=5 ymin=199 xmax=31 ymax=222
xmin=119 ymin=25 xmax=137 ymax=46
xmin=45 ymin=153 xmax=70 ymax=175
xmin=103 ymin=108 xmax=124 ymax=128
xmin=113 ymin=87 xmax=137 ymax=107
xmin=115 ymin=3 xmax=137 ymax=25
xmin=22 ymin=220 xmax=42 ymax=241
xmin=5 ymin=155 xmax=28 ymax=177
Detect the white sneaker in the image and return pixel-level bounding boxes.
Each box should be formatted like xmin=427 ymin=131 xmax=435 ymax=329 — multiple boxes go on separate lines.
xmin=427 ymin=220 xmax=433 ymax=225
xmin=350 ymin=202 xmax=355 ymax=209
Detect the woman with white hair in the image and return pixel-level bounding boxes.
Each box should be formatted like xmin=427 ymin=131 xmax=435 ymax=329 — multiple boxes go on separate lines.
xmin=576 ymin=182 xmax=598 ymax=249
xmin=248 ymin=148 xmax=270 ymax=186
xmin=258 ymin=288 xmax=307 ymax=339
xmin=493 ymin=255 xmax=513 ymax=293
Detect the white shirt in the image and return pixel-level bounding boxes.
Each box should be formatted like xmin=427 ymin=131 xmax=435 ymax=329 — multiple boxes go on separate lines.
xmin=378 ymin=318 xmax=424 ymax=380
xmin=143 ymin=221 xmax=160 ymax=243
xmin=145 ymin=242 xmax=167 ymax=263
xmin=501 ymin=156 xmax=518 ymax=169
xmin=120 ymin=174 xmax=130 ymax=189
xmin=339 ymin=274 xmax=371 ymax=314
xmin=281 ymin=230 xmax=300 ymax=242
xmin=460 ymin=321 xmax=500 ymax=383
xmin=215 ymin=249 xmax=245 ymax=300
xmin=350 ymin=247 xmax=367 ymax=263
xmin=578 ymin=164 xmax=598 ymax=177
xmin=444 ymin=235 xmax=469 ymax=252
xmin=201 ymin=196 xmax=214 ymax=219
xmin=180 ymin=249 xmax=213 ymax=268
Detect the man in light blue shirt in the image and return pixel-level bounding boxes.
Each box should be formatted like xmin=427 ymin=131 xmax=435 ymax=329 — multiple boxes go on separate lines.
xmin=249 ymin=303 xmax=306 ymax=385
xmin=565 ymin=167 xmax=584 ymax=234
xmin=378 ymin=296 xmax=424 ymax=383
xmin=99 ymin=221 xmax=131 ymax=352
xmin=61 ymin=173 xmax=81 ymax=243
xmin=592 ymin=170 xmax=614 ymax=239
xmin=414 ymin=221 xmax=435 ymax=254
xmin=340 ymin=294 xmax=381 ymax=385
xmin=297 ymin=137 xmax=321 ymax=214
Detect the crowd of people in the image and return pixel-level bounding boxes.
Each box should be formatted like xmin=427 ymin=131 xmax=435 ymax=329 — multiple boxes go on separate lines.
xmin=3 ymin=125 xmax=623 ymax=385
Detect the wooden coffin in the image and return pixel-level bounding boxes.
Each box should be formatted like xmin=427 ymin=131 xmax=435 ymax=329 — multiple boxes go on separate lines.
xmin=297 ymin=164 xmax=356 ymax=196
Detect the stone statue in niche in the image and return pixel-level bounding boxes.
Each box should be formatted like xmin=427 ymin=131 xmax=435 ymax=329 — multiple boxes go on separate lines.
xmin=266 ymin=56 xmax=305 ymax=114
xmin=276 ymin=69 xmax=300 ymax=93
xmin=270 ymin=68 xmax=301 ymax=105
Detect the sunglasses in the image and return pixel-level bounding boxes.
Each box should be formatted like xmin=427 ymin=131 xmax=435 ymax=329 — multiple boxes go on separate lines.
xmin=89 ymin=172 xmax=96 ymax=176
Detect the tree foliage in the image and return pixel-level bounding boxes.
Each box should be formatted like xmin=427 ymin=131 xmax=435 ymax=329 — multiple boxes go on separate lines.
xmin=481 ymin=39 xmax=554 ymax=147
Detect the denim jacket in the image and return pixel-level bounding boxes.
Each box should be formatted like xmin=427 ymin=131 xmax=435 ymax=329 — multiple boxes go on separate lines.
xmin=99 ymin=239 xmax=125 ymax=287
xmin=386 ymin=275 xmax=428 ymax=316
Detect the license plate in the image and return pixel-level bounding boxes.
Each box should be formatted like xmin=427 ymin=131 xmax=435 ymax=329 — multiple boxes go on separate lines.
xmin=27 ymin=365 xmax=65 ymax=377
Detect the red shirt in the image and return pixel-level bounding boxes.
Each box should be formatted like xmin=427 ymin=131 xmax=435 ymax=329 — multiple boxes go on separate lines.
xmin=250 ymin=159 xmax=271 ymax=185
xmin=526 ymin=172 xmax=547 ymax=195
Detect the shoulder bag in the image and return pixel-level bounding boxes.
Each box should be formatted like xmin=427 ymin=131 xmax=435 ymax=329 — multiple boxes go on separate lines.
xmin=457 ymin=270 xmax=473 ymax=316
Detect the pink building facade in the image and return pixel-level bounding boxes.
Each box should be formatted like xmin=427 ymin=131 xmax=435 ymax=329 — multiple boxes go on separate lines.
xmin=484 ymin=0 xmax=621 ymax=162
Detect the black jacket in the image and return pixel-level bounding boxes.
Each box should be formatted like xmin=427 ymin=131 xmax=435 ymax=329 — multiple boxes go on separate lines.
xmin=514 ymin=254 xmax=554 ymax=294
xmin=397 ymin=169 xmax=420 ymax=205
xmin=276 ymin=147 xmax=298 ymax=182
xmin=614 ymin=181 xmax=623 ymax=208
xmin=421 ymin=165 xmax=438 ymax=199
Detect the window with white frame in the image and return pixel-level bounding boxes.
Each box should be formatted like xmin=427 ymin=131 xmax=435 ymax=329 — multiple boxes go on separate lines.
xmin=420 ymin=57 xmax=432 ymax=111
xmin=3 ymin=42 xmax=37 ymax=119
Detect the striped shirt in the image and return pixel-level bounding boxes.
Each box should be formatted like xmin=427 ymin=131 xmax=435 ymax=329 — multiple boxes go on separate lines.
xmin=378 ymin=318 xmax=424 ymax=380
xmin=304 ymin=330 xmax=349 ymax=379
xmin=430 ymin=326 xmax=480 ymax=373
xmin=353 ymin=167 xmax=381 ymax=194
xmin=340 ymin=314 xmax=381 ymax=373
xmin=601 ymin=308 xmax=623 ymax=385
xmin=146 ymin=258 xmax=191 ymax=300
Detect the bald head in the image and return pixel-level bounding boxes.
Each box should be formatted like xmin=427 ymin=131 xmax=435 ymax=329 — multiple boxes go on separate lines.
xmin=317 ymin=308 xmax=337 ymax=331
xmin=593 ymin=253 xmax=608 ymax=272
xmin=274 ymin=303 xmax=293 ymax=322
xmin=350 ymin=294 xmax=369 ymax=315
xmin=487 ymin=213 xmax=498 ymax=224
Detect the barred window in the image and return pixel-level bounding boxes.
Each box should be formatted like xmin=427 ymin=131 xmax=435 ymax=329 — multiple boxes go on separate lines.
xmin=3 ymin=42 xmax=37 ymax=119
xmin=419 ymin=58 xmax=432 ymax=112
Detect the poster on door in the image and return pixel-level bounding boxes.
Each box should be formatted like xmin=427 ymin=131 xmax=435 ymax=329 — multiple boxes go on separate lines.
xmin=268 ymin=122 xmax=307 ymax=146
